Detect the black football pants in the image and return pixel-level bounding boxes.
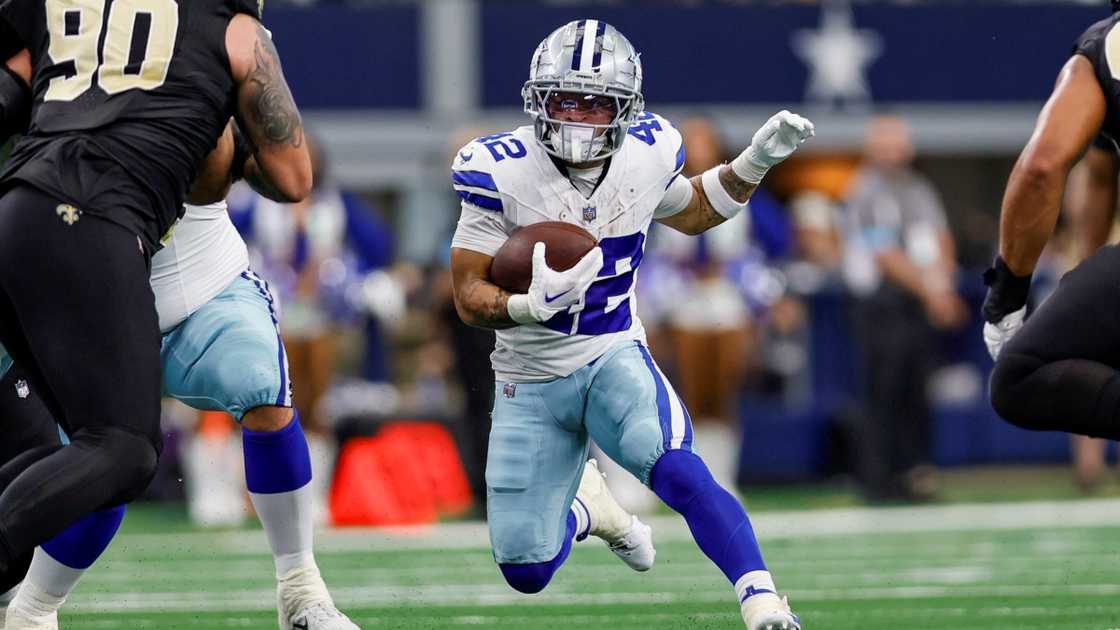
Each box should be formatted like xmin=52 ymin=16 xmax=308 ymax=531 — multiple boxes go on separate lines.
xmin=0 ymin=185 xmax=161 ymax=573
xmin=991 ymin=244 xmax=1120 ymax=439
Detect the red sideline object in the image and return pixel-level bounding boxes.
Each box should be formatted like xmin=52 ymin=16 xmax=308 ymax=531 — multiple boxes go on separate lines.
xmin=329 ymin=422 xmax=474 ymax=526
xmin=381 ymin=422 xmax=473 ymax=517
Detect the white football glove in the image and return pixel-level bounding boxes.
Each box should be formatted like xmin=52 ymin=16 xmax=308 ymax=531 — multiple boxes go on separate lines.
xmin=507 ymin=242 xmax=604 ymax=325
xmin=731 ymin=110 xmax=816 ymax=184
xmin=982 ymin=306 xmax=1025 ymax=361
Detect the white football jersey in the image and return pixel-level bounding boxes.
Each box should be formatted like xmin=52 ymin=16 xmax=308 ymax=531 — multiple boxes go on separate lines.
xmin=451 ymin=111 xmax=686 ymax=382
xmin=150 ymin=202 xmax=250 ymax=332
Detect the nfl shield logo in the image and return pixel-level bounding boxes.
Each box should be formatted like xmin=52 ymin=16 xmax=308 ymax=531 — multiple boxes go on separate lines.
xmin=503 ymin=383 xmax=517 ymax=399
xmin=582 ymin=205 xmax=597 ymax=222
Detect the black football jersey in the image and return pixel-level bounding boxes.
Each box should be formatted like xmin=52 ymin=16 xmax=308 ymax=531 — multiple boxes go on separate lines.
xmin=0 ymin=0 xmax=260 ymax=252
xmin=1075 ymin=14 xmax=1120 ymax=149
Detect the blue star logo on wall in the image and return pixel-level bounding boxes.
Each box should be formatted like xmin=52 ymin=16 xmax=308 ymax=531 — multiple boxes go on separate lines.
xmin=792 ymin=0 xmax=883 ymax=110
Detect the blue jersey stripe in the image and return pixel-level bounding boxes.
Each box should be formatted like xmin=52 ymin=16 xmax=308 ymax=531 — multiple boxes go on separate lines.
xmin=457 ymin=190 xmax=503 ymax=212
xmin=590 ymin=21 xmax=606 ymax=68
xmin=674 ymin=141 xmax=686 ymax=173
xmin=452 ymin=170 xmax=498 ymax=192
xmin=636 ymin=343 xmax=673 ymax=451
xmin=571 ymin=20 xmax=586 ymax=71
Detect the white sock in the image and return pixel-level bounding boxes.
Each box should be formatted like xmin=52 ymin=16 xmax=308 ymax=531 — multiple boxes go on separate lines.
xmin=8 ymin=550 xmax=78 ymax=617
xmin=250 ymin=483 xmax=316 ymax=577
xmin=735 ymin=570 xmax=778 ymax=604
xmin=570 ymin=500 xmax=591 ymax=541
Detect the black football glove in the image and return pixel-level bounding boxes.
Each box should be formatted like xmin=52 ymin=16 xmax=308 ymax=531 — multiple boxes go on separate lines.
xmin=981 ymin=256 xmax=1031 ymax=360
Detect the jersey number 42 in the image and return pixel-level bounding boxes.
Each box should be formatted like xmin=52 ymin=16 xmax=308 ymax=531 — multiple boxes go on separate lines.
xmin=44 ymin=0 xmax=178 ymax=102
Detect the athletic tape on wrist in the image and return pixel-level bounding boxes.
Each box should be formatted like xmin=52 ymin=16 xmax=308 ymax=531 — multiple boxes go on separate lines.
xmin=701 ymin=167 xmax=747 ymax=220
xmin=507 ymin=293 xmax=537 ymax=325
xmin=730 ymin=147 xmax=770 ymax=184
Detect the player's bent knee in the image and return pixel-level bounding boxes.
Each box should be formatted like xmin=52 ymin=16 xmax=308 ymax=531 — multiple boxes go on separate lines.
xmin=649 ymin=449 xmax=716 ymax=509
xmin=989 ymin=352 xmax=1049 ymax=431
xmin=114 ymin=438 xmax=159 ymax=503
xmin=498 ymin=562 xmax=556 ymax=594
xmin=75 ymin=426 xmax=160 ymax=504
xmin=242 ymin=405 xmax=294 ymax=433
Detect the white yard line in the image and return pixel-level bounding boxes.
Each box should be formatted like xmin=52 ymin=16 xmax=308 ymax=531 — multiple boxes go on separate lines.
xmin=65 ymin=582 xmax=1120 ymax=613
xmin=112 ymin=498 xmax=1120 ymax=554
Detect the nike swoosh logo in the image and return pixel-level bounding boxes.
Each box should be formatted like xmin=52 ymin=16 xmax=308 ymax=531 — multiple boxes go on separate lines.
xmin=292 ymin=621 xmax=309 ymax=630
xmin=544 ymin=289 xmax=571 ymax=303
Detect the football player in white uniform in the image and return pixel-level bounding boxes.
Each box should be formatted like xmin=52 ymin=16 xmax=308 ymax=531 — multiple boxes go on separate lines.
xmin=450 ymin=21 xmax=812 ymax=630
xmin=0 ymin=111 xmax=357 ymax=630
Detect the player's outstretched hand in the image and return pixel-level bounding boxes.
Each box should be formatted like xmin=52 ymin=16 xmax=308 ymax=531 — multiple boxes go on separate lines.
xmin=981 ymin=256 xmax=1032 ymax=360
xmin=731 ymin=111 xmax=815 ymax=184
xmin=507 ymin=243 xmax=604 ymax=325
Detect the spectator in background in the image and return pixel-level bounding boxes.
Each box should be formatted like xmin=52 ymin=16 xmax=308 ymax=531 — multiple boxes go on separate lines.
xmin=842 ymin=115 xmax=967 ymax=502
xmin=230 ymin=135 xmax=399 ymax=521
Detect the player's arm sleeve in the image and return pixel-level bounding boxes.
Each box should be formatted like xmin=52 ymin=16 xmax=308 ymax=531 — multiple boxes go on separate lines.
xmin=0 ymin=1 xmax=34 ymax=49
xmin=1093 ymin=132 xmax=1119 ymax=153
xmin=1073 ymin=17 xmax=1118 ymax=100
xmin=451 ymin=201 xmax=508 ymax=257
xmin=224 ymin=0 xmax=262 ymax=20
xmin=0 ymin=57 xmax=30 ymax=144
xmin=0 ymin=16 xmax=24 ymax=61
xmin=653 ymin=173 xmax=694 ymax=219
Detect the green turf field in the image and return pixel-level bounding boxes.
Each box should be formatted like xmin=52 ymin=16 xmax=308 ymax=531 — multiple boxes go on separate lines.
xmin=46 ymin=495 xmax=1120 ymax=630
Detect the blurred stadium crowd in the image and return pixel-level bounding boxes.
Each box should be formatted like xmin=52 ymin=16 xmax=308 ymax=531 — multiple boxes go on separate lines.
xmin=141 ymin=0 xmax=1120 ymax=527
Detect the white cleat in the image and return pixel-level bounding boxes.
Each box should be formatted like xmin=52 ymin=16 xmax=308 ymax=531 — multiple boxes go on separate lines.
xmin=576 ymin=459 xmax=656 ymax=571
xmin=3 ymin=608 xmax=57 ymax=630
xmin=277 ymin=566 xmax=360 ymax=630
xmin=741 ymin=593 xmax=801 ymax=630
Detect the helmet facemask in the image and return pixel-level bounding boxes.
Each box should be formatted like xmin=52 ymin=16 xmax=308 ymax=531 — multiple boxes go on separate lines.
xmin=523 ymin=83 xmax=641 ymax=164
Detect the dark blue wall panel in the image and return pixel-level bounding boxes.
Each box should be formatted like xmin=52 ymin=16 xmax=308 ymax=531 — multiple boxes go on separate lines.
xmin=480 ymin=3 xmax=1101 ymax=107
xmin=267 ymin=7 xmax=420 ymax=109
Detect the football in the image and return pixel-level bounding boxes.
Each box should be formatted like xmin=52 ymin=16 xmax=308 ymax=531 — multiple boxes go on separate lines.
xmin=490 ymin=221 xmax=598 ymax=294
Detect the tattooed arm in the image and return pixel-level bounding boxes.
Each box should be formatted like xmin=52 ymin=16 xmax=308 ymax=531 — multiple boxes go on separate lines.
xmin=656 ymin=166 xmax=757 ymax=235
xmin=226 ymin=15 xmax=312 ymax=202
xmin=450 ymin=248 xmax=518 ymax=330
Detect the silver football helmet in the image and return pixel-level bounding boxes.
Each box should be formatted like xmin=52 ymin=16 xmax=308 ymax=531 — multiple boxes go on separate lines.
xmin=522 ymin=20 xmax=644 ymax=164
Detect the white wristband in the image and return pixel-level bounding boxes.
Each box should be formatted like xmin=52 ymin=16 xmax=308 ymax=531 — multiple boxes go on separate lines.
xmin=506 ymin=293 xmax=537 ymax=324
xmin=701 ymin=166 xmax=748 ymax=220
xmin=730 ymin=147 xmax=770 ymax=184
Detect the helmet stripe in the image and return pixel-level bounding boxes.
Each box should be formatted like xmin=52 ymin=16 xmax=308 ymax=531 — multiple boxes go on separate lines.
xmin=591 ymin=21 xmax=607 ymax=69
xmin=570 ymin=20 xmax=587 ymax=71
xmin=578 ymin=20 xmax=599 ymax=72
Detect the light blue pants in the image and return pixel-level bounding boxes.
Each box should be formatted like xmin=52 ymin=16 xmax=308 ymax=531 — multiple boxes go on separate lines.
xmin=0 ymin=270 xmax=291 ymax=425
xmin=487 ymin=340 xmax=694 ymax=564
xmin=160 ymin=270 xmax=292 ymax=420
